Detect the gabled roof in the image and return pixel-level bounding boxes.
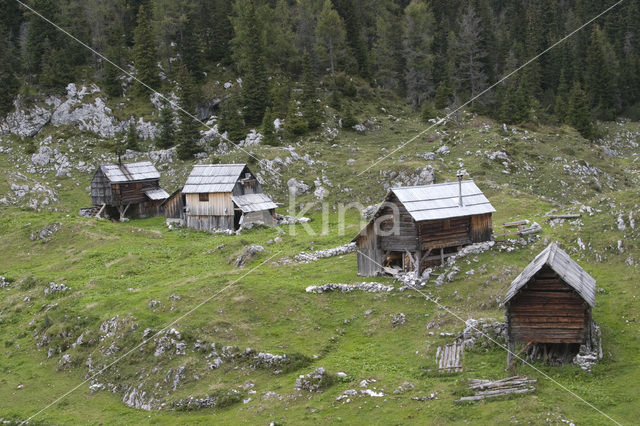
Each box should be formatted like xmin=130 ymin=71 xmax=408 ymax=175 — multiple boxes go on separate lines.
xmin=231 ymin=193 xmax=277 ymax=213
xmin=182 ymin=164 xmax=251 ymax=194
xmin=143 ymin=188 xmax=170 ymax=201
xmin=391 ymin=180 xmax=495 ymax=222
xmin=100 ymin=161 xmax=160 ymax=183
xmin=504 ymin=242 xmax=596 ymax=307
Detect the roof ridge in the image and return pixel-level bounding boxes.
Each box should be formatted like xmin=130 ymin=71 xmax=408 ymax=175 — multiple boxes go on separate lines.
xmin=391 ymin=180 xmax=476 ymax=190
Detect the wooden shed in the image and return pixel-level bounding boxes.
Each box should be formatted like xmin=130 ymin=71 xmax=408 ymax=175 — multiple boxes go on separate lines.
xmin=181 ymin=164 xmax=277 ymax=231
xmin=504 ymin=243 xmax=596 ymax=366
xmin=90 ymin=161 xmax=169 ymax=220
xmin=352 ymin=179 xmax=495 ymax=276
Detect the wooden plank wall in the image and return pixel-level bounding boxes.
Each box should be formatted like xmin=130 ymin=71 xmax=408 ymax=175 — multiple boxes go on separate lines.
xmin=507 ymin=266 xmax=588 ymax=344
xmin=112 ymin=180 xmax=160 ymax=205
xmin=419 ymin=216 xmax=472 ymax=250
xmin=90 ymin=169 xmax=112 ymax=206
xmin=356 ymin=223 xmax=384 ymax=276
xmin=186 ymin=214 xmax=234 ymax=231
xmin=185 ymin=192 xmax=234 ymax=216
xmin=377 ymin=195 xmax=419 ymax=251
xmin=243 ymin=209 xmax=275 ymax=226
xmin=471 ymin=213 xmax=493 ymax=242
xmin=162 ymin=191 xmax=184 ymax=219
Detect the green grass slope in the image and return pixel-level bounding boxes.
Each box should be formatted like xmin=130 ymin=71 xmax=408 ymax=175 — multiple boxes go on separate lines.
xmin=0 ymin=113 xmax=639 ymax=425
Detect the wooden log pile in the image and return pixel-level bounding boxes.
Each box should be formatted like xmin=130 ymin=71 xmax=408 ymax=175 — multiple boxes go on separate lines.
xmin=456 ymin=376 xmax=536 ymax=402
xmin=435 ymin=341 xmax=464 ymax=372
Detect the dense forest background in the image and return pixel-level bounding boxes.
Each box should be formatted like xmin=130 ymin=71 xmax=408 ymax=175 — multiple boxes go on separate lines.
xmin=1 ymin=0 xmax=639 ymax=153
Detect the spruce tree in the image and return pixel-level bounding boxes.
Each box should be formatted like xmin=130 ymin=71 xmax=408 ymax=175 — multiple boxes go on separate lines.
xmin=176 ymin=66 xmax=201 ymax=160
xmin=219 ymin=97 xmax=246 ymax=142
xmin=178 ymin=13 xmax=203 ymax=80
xmin=301 ymin=53 xmax=321 ymax=130
xmin=132 ymin=5 xmax=159 ymax=96
xmin=125 ymin=120 xmax=140 ymax=151
xmin=284 ymin=99 xmax=308 ymax=137
xmin=261 ymin=107 xmax=277 ymax=146
xmin=240 ymin=1 xmax=268 ymax=126
xmin=567 ymin=82 xmax=594 ymax=139
xmin=331 ymin=0 xmax=370 ymax=79
xmin=0 ymin=40 xmax=19 ymax=116
xmin=316 ymin=0 xmax=347 ymax=75
xmin=403 ymin=0 xmax=435 ymax=109
xmin=434 ymin=81 xmax=450 ymax=110
xmin=500 ymin=84 xmax=530 ymax=124
xmin=585 ymin=26 xmax=616 ymax=120
xmin=156 ymin=103 xmax=175 ymax=149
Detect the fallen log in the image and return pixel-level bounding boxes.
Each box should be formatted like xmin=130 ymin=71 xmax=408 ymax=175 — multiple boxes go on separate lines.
xmin=456 ymin=386 xmax=535 ymax=402
xmin=547 ymin=214 xmax=581 ymax=219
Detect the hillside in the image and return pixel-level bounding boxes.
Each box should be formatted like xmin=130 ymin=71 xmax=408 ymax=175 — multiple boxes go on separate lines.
xmin=1 ymin=90 xmax=640 ymax=424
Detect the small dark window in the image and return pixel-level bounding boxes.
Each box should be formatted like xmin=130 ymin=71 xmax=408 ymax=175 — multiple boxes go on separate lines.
xmin=199 ymin=193 xmax=209 ymax=202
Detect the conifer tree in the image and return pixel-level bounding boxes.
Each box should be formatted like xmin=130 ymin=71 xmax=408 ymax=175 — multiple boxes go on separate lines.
xmin=176 ymin=66 xmax=200 ymax=160
xmin=0 ymin=40 xmax=19 ymax=116
xmin=316 ymin=0 xmax=347 ymax=76
xmin=24 ymin=0 xmax=60 ymax=76
xmin=585 ymin=26 xmax=616 ymax=120
xmin=239 ymin=1 xmax=268 ymax=126
xmin=156 ymin=102 xmax=175 ymax=149
xmin=261 ymin=106 xmax=277 ymax=146
xmin=403 ymin=0 xmax=435 ymax=109
xmin=284 ymin=99 xmax=309 ymax=137
xmin=434 ymin=81 xmax=450 ymax=110
xmin=500 ymin=84 xmax=530 ymax=124
xmin=125 ymin=120 xmax=140 ymax=151
xmin=178 ymin=13 xmax=203 ymax=80
xmin=567 ymin=82 xmax=594 ymax=139
xmin=219 ymin=97 xmax=246 ymax=142
xmin=454 ymin=4 xmax=488 ymax=105
xmin=301 ymin=53 xmax=321 ymax=130
xmin=132 ymin=5 xmax=159 ymax=96
xmin=331 ymin=0 xmax=370 ymax=79
xmin=373 ymin=9 xmax=404 ymax=92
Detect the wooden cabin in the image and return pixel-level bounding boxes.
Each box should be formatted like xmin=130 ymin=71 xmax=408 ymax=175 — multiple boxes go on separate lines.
xmin=352 ymin=179 xmax=495 ymax=276
xmin=504 ymin=243 xmax=596 ymax=366
xmin=181 ymin=164 xmax=277 ymax=231
xmin=90 ymin=161 xmax=169 ymax=220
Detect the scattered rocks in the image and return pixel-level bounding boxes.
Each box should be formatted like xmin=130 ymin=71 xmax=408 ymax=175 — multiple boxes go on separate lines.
xmin=0 ymin=276 xmax=9 ymax=288
xmin=458 ymin=318 xmax=506 ymax=349
xmin=361 ymin=205 xmax=378 ymax=218
xmin=44 ymin=282 xmax=69 ymax=295
xmin=292 ymin=243 xmax=356 ymax=264
xmin=30 ymin=223 xmax=61 ymax=241
xmin=392 ymin=313 xmax=406 ymax=327
xmin=295 ymin=367 xmax=332 ymax=393
xmin=305 ymin=282 xmax=393 ymax=293
xmin=172 ymin=389 xmax=242 ymax=411
xmin=232 ymin=245 xmax=264 ymax=267
xmin=287 ymin=178 xmax=310 ymax=196
xmin=393 ymin=381 xmax=415 ymax=394
xmin=148 ymin=300 xmax=161 ymax=309
xmin=275 ymin=213 xmax=311 ymax=225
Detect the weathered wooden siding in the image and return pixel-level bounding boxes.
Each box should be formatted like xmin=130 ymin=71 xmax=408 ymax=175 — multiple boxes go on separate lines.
xmin=162 ymin=191 xmax=184 ymax=219
xmin=185 ymin=193 xmax=234 ymax=216
xmin=377 ymin=194 xmax=419 ymax=251
xmin=90 ymin=169 xmax=113 ymax=205
xmin=471 ymin=213 xmax=493 ymax=243
xmin=243 ymin=209 xmax=275 ymax=226
xmin=418 ymin=216 xmax=472 ymax=250
xmin=356 ymin=222 xmax=384 ymax=276
xmin=233 ymin=178 xmax=261 ymax=196
xmin=111 ymin=180 xmax=159 ymax=206
xmin=507 ymin=266 xmax=588 ymax=344
xmin=186 ymin=215 xmax=234 ymax=231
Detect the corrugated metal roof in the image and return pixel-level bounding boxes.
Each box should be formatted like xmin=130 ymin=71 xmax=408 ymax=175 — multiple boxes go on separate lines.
xmin=231 ymin=193 xmax=277 ymax=213
xmin=504 ymin=242 xmax=596 ymax=307
xmin=391 ymin=180 xmax=496 ymax=222
xmin=182 ymin=164 xmax=248 ymax=193
xmin=101 ymin=161 xmax=161 ymax=183
xmin=144 ymin=188 xmax=170 ymax=200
